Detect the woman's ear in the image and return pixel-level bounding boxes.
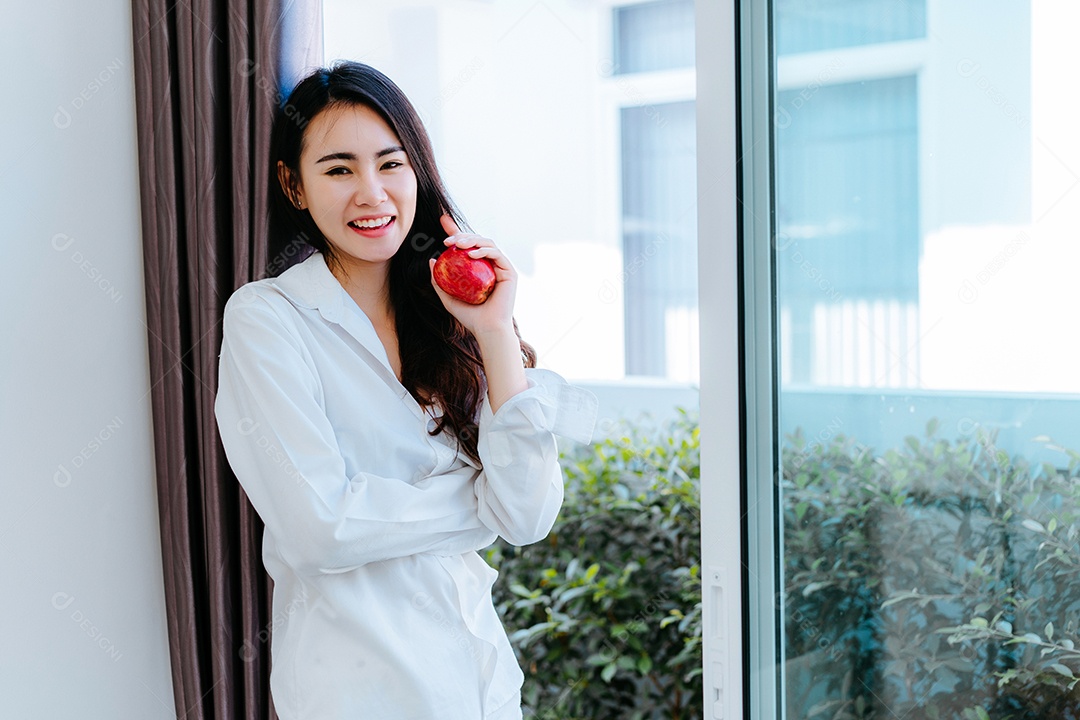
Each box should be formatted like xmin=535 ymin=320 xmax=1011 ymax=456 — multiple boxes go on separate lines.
xmin=277 ymin=161 xmax=305 ymax=210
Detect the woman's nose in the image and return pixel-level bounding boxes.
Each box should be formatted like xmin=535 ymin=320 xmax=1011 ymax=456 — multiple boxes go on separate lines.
xmin=352 ymin=171 xmax=388 ymax=206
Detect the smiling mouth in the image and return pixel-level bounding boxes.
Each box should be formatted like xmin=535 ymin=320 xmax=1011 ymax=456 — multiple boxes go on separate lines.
xmin=348 ymin=216 xmax=394 ymax=230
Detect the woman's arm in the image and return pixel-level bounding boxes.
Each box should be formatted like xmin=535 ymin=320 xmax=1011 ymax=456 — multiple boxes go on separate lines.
xmin=214 ymin=293 xmax=496 ymax=577
xmin=474 ymin=328 xmax=528 ymax=413
xmin=428 ymin=213 xmax=527 ymax=414
xmin=428 ymin=214 xmax=598 ymax=545
xmin=472 ymin=368 xmax=598 ymax=545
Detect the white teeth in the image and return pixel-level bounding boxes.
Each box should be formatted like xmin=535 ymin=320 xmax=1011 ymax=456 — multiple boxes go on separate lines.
xmin=350 ymin=216 xmax=392 ymax=229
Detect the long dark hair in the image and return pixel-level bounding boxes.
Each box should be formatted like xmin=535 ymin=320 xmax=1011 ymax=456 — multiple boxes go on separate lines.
xmin=267 ymin=61 xmax=536 ymax=462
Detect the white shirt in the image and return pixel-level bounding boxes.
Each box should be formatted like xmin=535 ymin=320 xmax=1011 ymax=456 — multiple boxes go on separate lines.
xmin=213 ymin=250 xmax=597 ymax=720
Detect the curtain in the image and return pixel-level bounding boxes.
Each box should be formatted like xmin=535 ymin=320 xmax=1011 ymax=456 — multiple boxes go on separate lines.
xmin=131 ymin=1 xmax=321 ymax=717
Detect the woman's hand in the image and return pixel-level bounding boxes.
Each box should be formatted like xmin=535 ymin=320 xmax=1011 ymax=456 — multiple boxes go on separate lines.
xmin=430 ymin=213 xmax=527 ymax=412
xmin=429 ymin=213 xmax=517 ymax=339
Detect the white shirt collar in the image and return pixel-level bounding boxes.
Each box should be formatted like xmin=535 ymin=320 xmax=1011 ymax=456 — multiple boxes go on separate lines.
xmin=267 ymin=249 xmax=345 ymax=317
xmin=268 ymin=250 xmax=398 ymax=387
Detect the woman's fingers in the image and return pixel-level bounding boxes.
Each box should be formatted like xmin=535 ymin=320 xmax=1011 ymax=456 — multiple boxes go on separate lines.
xmin=443 ymin=233 xmax=492 ymax=249
xmin=440 ymin=213 xmax=493 ymax=249
xmin=436 ymin=212 xmax=514 ymax=275
xmin=462 ymin=245 xmax=512 ymax=273
xmin=439 ymin=212 xmax=461 ymax=238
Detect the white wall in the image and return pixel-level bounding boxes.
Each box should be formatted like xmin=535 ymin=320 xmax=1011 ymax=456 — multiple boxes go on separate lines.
xmin=0 ymin=1 xmax=175 ymax=717
xmin=918 ymin=1 xmax=1080 ymax=393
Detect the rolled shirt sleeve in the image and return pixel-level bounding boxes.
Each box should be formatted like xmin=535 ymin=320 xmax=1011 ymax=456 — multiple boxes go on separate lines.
xmin=214 ymin=294 xmax=497 ymax=577
xmin=474 ymin=368 xmax=599 ymax=546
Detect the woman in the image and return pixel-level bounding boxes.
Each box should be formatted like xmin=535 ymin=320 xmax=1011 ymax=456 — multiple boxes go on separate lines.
xmin=214 ymin=61 xmax=597 ymax=719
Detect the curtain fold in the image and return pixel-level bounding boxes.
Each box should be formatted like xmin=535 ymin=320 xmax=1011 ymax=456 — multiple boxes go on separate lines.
xmin=131 ymin=1 xmax=321 ymax=717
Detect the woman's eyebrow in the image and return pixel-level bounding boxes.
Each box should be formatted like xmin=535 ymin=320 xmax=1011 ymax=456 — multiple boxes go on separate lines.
xmin=314 ymin=146 xmax=406 ymax=164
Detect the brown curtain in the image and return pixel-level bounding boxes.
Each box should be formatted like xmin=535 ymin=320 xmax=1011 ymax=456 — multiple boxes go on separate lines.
xmin=131 ymin=1 xmax=321 ymax=717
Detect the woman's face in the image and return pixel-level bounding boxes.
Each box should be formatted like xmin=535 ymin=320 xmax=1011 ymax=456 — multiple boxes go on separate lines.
xmin=291 ymin=103 xmax=418 ymax=274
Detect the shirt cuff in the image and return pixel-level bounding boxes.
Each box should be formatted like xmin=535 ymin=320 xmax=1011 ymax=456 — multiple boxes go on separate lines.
xmin=479 ymin=368 xmax=599 ymax=446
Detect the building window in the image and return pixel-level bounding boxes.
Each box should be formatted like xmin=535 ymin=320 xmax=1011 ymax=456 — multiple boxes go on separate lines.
xmin=614 ymin=0 xmax=695 ymax=75
xmin=621 ymin=100 xmax=697 ymax=379
xmin=776 ymin=75 xmax=920 ymax=386
xmin=610 ymin=0 xmax=697 ymax=380
xmin=774 ymin=0 xmax=927 ymax=54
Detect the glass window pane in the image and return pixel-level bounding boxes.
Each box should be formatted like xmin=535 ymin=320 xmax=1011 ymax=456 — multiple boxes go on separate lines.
xmin=614 ymin=0 xmax=695 ymax=74
xmin=775 ymin=0 xmax=927 ymax=55
xmin=777 ymin=76 xmax=919 ymax=386
xmin=621 ymin=100 xmax=698 ymax=379
xmin=774 ymin=2 xmax=1080 ymax=717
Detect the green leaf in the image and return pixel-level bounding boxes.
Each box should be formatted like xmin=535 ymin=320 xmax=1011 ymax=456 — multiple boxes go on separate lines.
xmin=1022 ymin=519 xmax=1046 ymax=534
xmin=1050 ymin=663 xmax=1074 ymax=678
xmin=556 ymin=585 xmax=593 ymax=605
xmin=795 ymin=501 xmax=809 ymax=522
xmin=802 ymin=581 xmax=832 ymax=597
xmin=998 ymin=668 xmax=1020 ymax=688
xmin=637 ymin=655 xmax=653 ymax=674
xmin=882 ymin=590 xmax=922 ymax=608
xmin=975 ymin=707 xmax=991 ymax=720
xmin=1046 ymin=622 xmax=1055 ymax=641
xmin=601 ymin=662 xmax=617 ymax=683
xmin=509 ymin=583 xmax=538 ymax=599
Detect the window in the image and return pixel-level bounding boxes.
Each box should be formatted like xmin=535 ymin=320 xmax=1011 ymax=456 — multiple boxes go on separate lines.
xmin=621 ymin=100 xmax=697 ymax=379
xmin=733 ymin=0 xmax=1080 ymax=715
xmin=610 ymin=0 xmax=697 ymax=380
xmin=777 ymin=75 xmax=919 ymax=386
xmin=774 ymin=0 xmax=926 ymax=54
xmin=614 ymin=0 xmax=695 ymax=74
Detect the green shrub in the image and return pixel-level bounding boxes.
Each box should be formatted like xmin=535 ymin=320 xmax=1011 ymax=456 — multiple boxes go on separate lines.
xmin=783 ymin=421 xmax=1080 ymax=719
xmin=491 ymin=413 xmax=1080 ymax=719
xmin=487 ymin=410 xmax=703 ymax=719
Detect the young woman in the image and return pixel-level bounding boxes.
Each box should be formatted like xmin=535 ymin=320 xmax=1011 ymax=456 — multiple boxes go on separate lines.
xmin=214 ymin=61 xmax=597 ymax=719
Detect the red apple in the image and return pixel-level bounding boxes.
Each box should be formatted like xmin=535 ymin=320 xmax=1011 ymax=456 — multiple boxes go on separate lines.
xmin=433 ymin=246 xmax=496 ymax=305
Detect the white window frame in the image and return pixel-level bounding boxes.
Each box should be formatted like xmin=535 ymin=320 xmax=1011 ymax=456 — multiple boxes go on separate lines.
xmin=696 ymin=0 xmax=757 ymax=717
xmin=699 ymin=6 xmax=939 ymax=716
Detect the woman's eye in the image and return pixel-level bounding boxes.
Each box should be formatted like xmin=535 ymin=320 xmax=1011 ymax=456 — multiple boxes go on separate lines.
xmin=326 ymin=166 xmax=350 ymax=176
xmin=381 ymin=160 xmax=403 ymax=170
